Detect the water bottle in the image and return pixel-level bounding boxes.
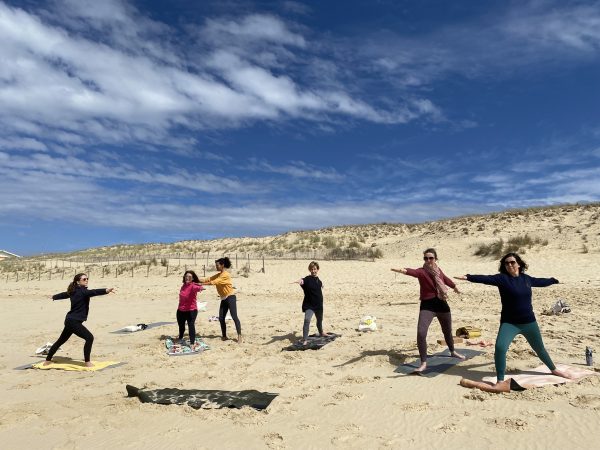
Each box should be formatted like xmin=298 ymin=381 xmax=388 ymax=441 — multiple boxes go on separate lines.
xmin=585 ymin=346 xmax=593 ymax=366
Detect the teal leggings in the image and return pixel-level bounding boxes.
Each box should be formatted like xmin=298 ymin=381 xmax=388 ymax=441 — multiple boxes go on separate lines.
xmin=495 ymin=321 xmax=556 ymax=381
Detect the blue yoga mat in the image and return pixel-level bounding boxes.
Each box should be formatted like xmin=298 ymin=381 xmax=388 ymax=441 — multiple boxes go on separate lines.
xmin=395 ymin=348 xmax=484 ymax=378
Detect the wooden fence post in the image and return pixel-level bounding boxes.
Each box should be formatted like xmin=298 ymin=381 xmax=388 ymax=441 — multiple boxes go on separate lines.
xmin=146 ymin=265 xmax=150 ymax=277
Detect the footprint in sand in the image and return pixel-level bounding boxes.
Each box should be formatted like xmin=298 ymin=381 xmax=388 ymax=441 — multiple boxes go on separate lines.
xmin=569 ymin=394 xmax=600 ymax=410
xmin=264 ymin=432 xmax=285 ymax=449
xmin=332 ymin=391 xmax=365 ymax=401
xmin=484 ymin=417 xmax=528 ymax=431
xmin=434 ymin=422 xmax=459 ymax=433
xmin=394 ymin=401 xmax=431 ymax=411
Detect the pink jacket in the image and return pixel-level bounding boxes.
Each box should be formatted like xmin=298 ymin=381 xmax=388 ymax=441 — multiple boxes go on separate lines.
xmin=178 ymin=283 xmax=203 ymax=311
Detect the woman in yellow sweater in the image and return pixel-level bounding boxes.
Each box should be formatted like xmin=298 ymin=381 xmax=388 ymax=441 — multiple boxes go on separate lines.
xmin=200 ymin=257 xmax=242 ymax=343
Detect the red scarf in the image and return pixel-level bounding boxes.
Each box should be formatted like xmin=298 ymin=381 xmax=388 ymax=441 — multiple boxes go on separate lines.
xmin=423 ymin=263 xmax=449 ymax=301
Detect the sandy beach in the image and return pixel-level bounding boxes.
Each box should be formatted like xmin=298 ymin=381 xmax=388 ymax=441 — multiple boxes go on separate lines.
xmin=1 ymin=206 xmax=600 ymax=449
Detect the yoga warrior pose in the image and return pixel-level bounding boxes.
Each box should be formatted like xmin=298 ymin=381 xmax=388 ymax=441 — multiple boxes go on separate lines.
xmin=293 ymin=261 xmax=330 ymax=345
xmin=177 ymin=270 xmax=204 ymax=349
xmin=455 ymin=252 xmax=571 ymax=392
xmin=44 ymin=273 xmax=115 ymax=367
xmin=200 ymin=257 xmax=242 ymax=343
xmin=392 ymin=248 xmax=464 ymax=373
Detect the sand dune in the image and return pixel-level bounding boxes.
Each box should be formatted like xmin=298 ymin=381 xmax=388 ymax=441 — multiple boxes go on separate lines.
xmin=1 ymin=204 xmax=599 ymax=448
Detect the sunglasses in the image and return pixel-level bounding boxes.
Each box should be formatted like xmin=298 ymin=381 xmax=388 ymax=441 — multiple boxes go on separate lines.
xmin=80 ymin=277 xmax=89 ymax=281
xmin=423 ymin=256 xmax=435 ymax=261
xmin=504 ymin=260 xmax=517 ymax=266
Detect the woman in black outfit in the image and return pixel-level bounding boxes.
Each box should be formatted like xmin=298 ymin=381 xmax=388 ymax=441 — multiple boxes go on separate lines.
xmin=44 ymin=273 xmax=115 ymax=367
xmin=293 ymin=261 xmax=330 ymax=345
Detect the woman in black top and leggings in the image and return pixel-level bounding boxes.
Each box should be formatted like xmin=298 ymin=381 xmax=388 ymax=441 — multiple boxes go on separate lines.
xmin=293 ymin=261 xmax=330 ymax=345
xmin=44 ymin=273 xmax=115 ymax=367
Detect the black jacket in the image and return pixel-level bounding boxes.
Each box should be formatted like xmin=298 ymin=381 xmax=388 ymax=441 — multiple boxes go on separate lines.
xmin=53 ymin=285 xmax=107 ymax=321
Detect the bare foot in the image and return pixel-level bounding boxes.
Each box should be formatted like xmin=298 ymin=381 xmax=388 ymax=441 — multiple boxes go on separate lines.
xmin=552 ymin=368 xmax=574 ymax=379
xmin=85 ymin=361 xmax=94 ymax=368
xmin=302 ymin=340 xmax=308 ymax=346
xmin=413 ymin=361 xmax=427 ymax=373
xmin=451 ymin=351 xmax=466 ymax=360
xmin=43 ymin=360 xmax=52 ymax=366
xmin=237 ymin=334 xmax=243 ymax=344
xmin=460 ymin=378 xmax=510 ymax=393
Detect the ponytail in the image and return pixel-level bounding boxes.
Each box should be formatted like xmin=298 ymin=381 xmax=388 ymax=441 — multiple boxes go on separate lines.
xmin=67 ymin=273 xmax=87 ymax=295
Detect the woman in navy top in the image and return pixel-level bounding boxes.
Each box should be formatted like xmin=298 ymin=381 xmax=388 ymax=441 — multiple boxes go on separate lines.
xmin=44 ymin=273 xmax=115 ymax=367
xmin=456 ymin=252 xmax=571 ymax=391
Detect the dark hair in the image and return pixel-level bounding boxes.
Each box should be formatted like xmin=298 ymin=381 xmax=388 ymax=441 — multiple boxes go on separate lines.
xmin=182 ymin=270 xmax=200 ymax=284
xmin=308 ymin=261 xmax=319 ymax=270
xmin=423 ymin=248 xmax=438 ymax=260
xmin=67 ymin=273 xmax=87 ymax=295
xmin=499 ymin=252 xmax=528 ymax=274
xmin=215 ymin=257 xmax=232 ymax=269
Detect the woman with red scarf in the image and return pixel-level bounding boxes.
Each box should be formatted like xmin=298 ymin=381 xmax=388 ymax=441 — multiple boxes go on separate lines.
xmin=392 ymin=248 xmax=464 ymax=373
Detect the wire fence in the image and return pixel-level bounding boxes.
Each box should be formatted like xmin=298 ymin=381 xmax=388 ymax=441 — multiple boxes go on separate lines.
xmin=1 ymin=250 xmax=378 ymax=283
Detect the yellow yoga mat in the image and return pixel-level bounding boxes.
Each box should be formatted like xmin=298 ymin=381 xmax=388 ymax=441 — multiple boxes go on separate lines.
xmin=32 ymin=360 xmax=122 ymax=371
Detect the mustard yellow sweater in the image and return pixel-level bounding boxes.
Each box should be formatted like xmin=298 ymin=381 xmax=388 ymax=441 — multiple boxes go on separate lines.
xmin=202 ymin=271 xmax=235 ymax=299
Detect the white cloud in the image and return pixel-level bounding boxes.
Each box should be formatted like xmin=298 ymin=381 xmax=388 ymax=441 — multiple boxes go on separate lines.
xmin=0 ymin=151 xmax=254 ymax=194
xmin=358 ymin=1 xmax=600 ymax=87
xmin=1 ymin=1 xmax=437 ymax=154
xmin=246 ymin=158 xmax=344 ymax=182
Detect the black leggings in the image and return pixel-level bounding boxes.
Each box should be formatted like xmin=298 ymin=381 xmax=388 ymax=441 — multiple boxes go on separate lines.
xmin=46 ymin=318 xmax=94 ymax=362
xmin=176 ymin=309 xmax=198 ymax=343
xmin=219 ymin=295 xmax=241 ymax=337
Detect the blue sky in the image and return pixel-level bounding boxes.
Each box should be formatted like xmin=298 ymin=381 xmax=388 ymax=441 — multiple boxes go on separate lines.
xmin=1 ymin=0 xmax=599 ymax=255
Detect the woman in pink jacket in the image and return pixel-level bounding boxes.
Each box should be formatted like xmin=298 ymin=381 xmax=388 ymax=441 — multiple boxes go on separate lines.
xmin=392 ymin=248 xmax=464 ymax=373
xmin=177 ymin=270 xmax=204 ymax=348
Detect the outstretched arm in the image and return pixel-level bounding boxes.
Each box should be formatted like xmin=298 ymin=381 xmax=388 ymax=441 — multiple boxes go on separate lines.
xmin=88 ymin=288 xmax=116 ymax=297
xmin=456 ymin=274 xmax=501 ymax=286
xmin=528 ymin=276 xmax=559 ymax=288
xmin=51 ymin=291 xmax=69 ymax=301
xmin=391 ymin=268 xmax=408 ymax=275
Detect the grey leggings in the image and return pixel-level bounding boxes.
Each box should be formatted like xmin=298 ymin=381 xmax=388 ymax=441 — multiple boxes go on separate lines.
xmin=303 ymin=309 xmax=323 ymax=341
xmin=417 ymin=310 xmax=454 ymax=362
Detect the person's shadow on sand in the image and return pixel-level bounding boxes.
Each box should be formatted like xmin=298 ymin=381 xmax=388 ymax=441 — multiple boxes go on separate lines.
xmin=263 ymin=332 xmax=298 ymax=345
xmin=335 ymin=349 xmax=409 ymax=367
